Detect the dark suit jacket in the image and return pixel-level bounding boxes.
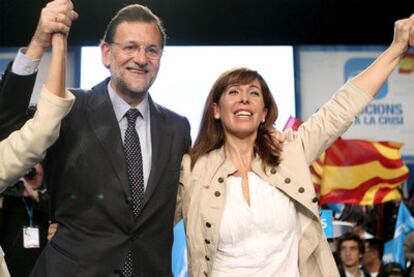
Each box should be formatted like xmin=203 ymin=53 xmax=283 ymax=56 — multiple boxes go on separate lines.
xmin=0 ymin=67 xmax=191 ymax=277
xmin=338 ymin=265 xmax=372 ymax=277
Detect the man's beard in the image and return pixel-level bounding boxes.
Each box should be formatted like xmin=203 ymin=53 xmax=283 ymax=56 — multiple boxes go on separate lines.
xmin=114 ymin=77 xmax=149 ymax=102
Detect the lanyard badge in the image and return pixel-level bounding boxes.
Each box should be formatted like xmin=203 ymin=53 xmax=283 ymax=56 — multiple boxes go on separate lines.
xmin=22 ymin=197 xmax=40 ymax=248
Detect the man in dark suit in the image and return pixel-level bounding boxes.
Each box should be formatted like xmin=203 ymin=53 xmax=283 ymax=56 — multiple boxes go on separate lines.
xmin=0 ymin=1 xmax=191 ymax=276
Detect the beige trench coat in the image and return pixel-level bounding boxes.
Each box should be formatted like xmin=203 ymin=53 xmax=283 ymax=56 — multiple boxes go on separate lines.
xmin=0 ymin=248 xmax=9 ymax=277
xmin=176 ymin=81 xmax=372 ymax=277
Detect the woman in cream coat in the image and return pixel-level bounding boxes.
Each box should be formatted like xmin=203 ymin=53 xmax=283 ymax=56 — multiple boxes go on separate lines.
xmin=0 ymin=32 xmax=75 ymax=276
xmin=176 ymin=14 xmax=414 ymax=277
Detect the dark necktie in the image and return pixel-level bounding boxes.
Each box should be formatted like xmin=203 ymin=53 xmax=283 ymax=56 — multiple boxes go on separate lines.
xmin=121 ymin=108 xmax=144 ymax=277
xmin=124 ymin=108 xmax=144 ymax=216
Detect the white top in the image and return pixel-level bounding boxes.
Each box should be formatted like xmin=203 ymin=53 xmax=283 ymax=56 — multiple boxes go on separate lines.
xmin=345 ymin=269 xmax=365 ymax=277
xmin=212 ymin=172 xmax=300 ymax=277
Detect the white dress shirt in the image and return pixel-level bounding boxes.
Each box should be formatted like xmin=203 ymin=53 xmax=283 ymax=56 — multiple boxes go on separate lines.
xmin=107 ymin=83 xmax=152 ymax=190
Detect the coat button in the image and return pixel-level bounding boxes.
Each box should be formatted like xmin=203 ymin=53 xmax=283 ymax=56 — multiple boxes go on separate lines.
xmin=284 ymin=177 xmax=291 ymax=184
xmin=298 ymin=187 xmax=305 ymax=193
xmin=205 ymin=239 xmax=210 ymax=244
xmin=218 ymin=177 xmax=224 ymax=183
xmin=205 ymin=256 xmax=210 ymax=261
xmin=206 ymin=222 xmax=211 ymax=228
xmin=270 ymin=168 xmax=277 ymax=174
xmin=312 ymin=196 xmax=318 ymax=203
xmin=204 ymin=272 xmax=208 ymax=276
xmin=214 ymin=191 xmax=221 ymax=197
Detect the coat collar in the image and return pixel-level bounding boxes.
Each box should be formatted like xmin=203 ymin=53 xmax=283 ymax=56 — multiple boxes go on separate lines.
xmin=202 ymin=146 xmax=322 ymax=266
xmin=208 ymin=146 xmax=320 ymax=219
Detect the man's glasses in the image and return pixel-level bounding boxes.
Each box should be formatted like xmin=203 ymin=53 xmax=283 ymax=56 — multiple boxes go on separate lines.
xmin=110 ymin=42 xmax=163 ymax=60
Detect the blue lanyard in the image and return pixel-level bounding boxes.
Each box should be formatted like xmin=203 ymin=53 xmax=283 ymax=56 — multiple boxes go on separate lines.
xmin=21 ymin=197 xmax=34 ymax=226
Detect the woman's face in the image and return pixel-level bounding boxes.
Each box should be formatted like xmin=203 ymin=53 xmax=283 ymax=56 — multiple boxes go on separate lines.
xmin=213 ymin=79 xmax=267 ymax=139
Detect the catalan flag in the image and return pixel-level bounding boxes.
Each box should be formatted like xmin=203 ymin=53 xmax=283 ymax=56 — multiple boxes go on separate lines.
xmin=283 ymin=116 xmax=409 ymax=205
xmin=316 ymin=139 xmax=408 ymax=205
xmin=309 ymin=153 xmax=324 ymax=194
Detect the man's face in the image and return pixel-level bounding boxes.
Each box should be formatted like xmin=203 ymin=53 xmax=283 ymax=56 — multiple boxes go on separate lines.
xmin=101 ymin=21 xmax=162 ymax=105
xmin=362 ymin=242 xmax=375 ymax=265
xmin=339 ymin=240 xmax=362 ymax=268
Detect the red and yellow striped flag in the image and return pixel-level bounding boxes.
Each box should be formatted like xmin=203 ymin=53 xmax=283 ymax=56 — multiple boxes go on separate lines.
xmin=311 ymin=139 xmax=409 ymax=205
xmin=282 ymin=115 xmax=409 ymax=205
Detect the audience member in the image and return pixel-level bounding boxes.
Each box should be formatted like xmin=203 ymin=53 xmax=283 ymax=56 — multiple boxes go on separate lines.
xmin=379 ymin=262 xmax=407 ymax=277
xmin=363 ymin=238 xmax=385 ymax=277
xmin=404 ymin=231 xmax=414 ymax=277
xmin=0 ymin=164 xmax=52 ymax=277
xmin=337 ymin=232 xmax=371 ymax=277
xmin=382 ymin=200 xmax=401 ymax=241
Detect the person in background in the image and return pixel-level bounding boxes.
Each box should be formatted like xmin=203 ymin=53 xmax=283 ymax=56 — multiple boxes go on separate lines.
xmin=0 ymin=7 xmax=75 ymax=277
xmin=404 ymin=230 xmax=414 ymax=277
xmin=0 ymin=0 xmax=191 ymax=276
xmin=0 ymin=164 xmax=52 ymax=277
xmin=363 ymin=238 xmax=384 ymax=277
xmin=175 ymin=13 xmax=414 ymax=277
xmin=337 ymin=232 xmax=371 ymax=277
xmin=382 ymin=200 xmax=401 ymax=242
xmin=379 ymin=262 xmax=407 ymax=277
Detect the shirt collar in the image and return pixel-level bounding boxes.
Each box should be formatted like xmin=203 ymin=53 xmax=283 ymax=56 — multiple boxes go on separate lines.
xmin=107 ymin=81 xmax=150 ymax=122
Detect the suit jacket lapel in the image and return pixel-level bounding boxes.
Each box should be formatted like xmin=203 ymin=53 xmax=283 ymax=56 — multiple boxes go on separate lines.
xmin=84 ymin=86 xmax=172 ymax=211
xmin=142 ymin=96 xmax=172 ymax=208
xmin=85 ymin=79 xmax=130 ymax=199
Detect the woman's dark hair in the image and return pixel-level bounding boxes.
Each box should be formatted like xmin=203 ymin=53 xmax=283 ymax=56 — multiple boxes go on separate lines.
xmin=190 ymin=67 xmax=282 ymax=169
xmin=102 ymin=4 xmax=166 ymax=48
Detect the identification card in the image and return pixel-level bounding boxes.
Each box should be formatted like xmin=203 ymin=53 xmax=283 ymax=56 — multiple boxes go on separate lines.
xmin=23 ymin=226 xmax=40 ymax=248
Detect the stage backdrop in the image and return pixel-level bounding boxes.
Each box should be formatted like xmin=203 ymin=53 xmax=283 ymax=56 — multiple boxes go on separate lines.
xmin=298 ymin=46 xmax=414 ymax=160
